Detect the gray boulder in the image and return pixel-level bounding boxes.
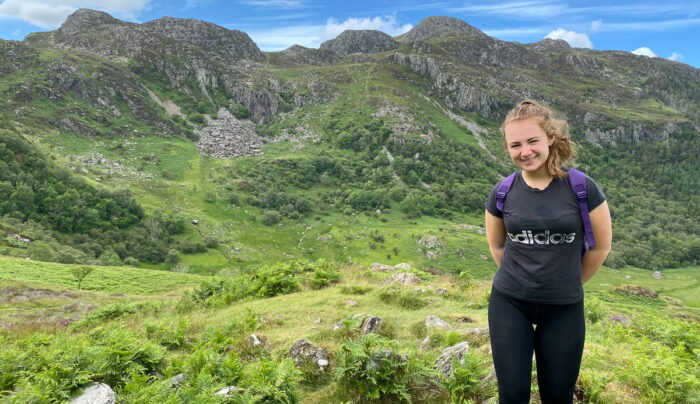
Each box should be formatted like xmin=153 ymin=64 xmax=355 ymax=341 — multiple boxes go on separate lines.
xmin=435 ymin=342 xmax=470 ymax=377
xmin=425 ymin=315 xmax=453 ymax=330
xmin=70 ymin=383 xmax=116 ymax=404
xmin=288 ymin=339 xmax=330 ymax=371
xmin=380 ymin=272 xmax=421 ymax=286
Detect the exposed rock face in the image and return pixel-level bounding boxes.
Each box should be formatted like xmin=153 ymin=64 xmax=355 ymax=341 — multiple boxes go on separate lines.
xmin=57 ymin=9 xmax=121 ymax=37
xmin=288 ymin=339 xmax=330 ymax=371
xmin=399 ymin=16 xmax=486 ymax=42
xmin=69 ymin=383 xmax=116 ymax=404
xmin=52 ymin=9 xmax=263 ymax=62
xmin=196 ymin=108 xmax=264 ymax=158
xmin=389 ymin=53 xmax=496 ymax=116
xmin=435 ymin=342 xmax=470 ymax=377
xmin=277 ymin=45 xmax=338 ymax=66
xmin=320 ymin=30 xmax=399 ymax=56
xmin=526 ymin=38 xmax=572 ymax=51
xmin=143 ymin=17 xmax=264 ymax=62
xmin=333 ymin=313 xmax=384 ymax=334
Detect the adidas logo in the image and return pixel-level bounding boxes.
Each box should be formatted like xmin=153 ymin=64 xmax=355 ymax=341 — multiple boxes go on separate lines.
xmin=507 ymin=230 xmax=576 ymax=245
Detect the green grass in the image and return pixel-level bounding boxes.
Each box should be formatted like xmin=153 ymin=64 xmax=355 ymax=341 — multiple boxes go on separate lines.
xmin=0 ymin=256 xmax=207 ymax=294
xmin=585 ymin=265 xmax=700 ymax=308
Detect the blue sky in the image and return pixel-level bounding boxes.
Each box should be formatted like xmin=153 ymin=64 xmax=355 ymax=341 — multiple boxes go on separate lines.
xmin=1 ymin=0 xmax=699 ymax=67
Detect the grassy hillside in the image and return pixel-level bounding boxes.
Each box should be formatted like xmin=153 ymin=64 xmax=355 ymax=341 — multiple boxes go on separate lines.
xmin=1 ymin=259 xmax=698 ymax=403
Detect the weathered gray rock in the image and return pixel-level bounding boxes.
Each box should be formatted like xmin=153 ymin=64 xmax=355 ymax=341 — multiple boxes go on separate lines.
xmin=70 ymin=383 xmax=116 ymax=404
xmin=332 ymin=313 xmax=383 ymax=334
xmin=652 ymin=271 xmax=664 ymax=280
xmin=278 ymin=45 xmax=338 ymax=66
xmin=361 ymin=315 xmax=384 ymax=334
xmin=196 ymin=108 xmax=263 ymax=158
xmin=399 ymin=16 xmax=486 ymax=42
xmin=370 ymin=263 xmax=392 ymax=271
xmin=288 ymin=339 xmax=330 ymax=371
xmin=435 ymin=342 xmax=470 ymax=377
xmin=381 ymin=272 xmax=421 ymax=286
xmin=320 ymin=30 xmax=399 ymax=56
xmin=170 ymin=373 xmax=187 ymax=388
xmin=418 ymin=236 xmax=445 ymax=249
xmin=426 ymin=315 xmax=452 ymax=330
xmin=215 ymin=386 xmax=245 ymax=396
xmin=458 ymin=327 xmax=490 ymax=338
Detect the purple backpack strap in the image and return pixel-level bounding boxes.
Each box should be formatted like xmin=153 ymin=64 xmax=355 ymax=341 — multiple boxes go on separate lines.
xmin=495 ymin=171 xmax=518 ymax=213
xmin=568 ymin=168 xmax=596 ymax=249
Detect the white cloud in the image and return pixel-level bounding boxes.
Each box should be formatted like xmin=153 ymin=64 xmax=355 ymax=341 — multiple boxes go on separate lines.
xmin=668 ymin=52 xmax=684 ymax=62
xmin=247 ymin=15 xmax=413 ymax=52
xmin=323 ymin=15 xmax=412 ymax=38
xmin=247 ymin=24 xmax=323 ymax=51
xmin=544 ymin=28 xmax=593 ymax=48
xmin=590 ymin=19 xmax=603 ymax=32
xmin=0 ymin=0 xmax=150 ymax=28
xmin=632 ymin=47 xmax=657 ymax=57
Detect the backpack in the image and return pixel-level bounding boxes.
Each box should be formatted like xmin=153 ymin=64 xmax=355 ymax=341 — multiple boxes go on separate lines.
xmin=495 ymin=168 xmax=596 ymax=250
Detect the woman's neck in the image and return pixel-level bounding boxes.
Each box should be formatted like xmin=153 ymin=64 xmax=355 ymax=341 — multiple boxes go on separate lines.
xmin=521 ymin=168 xmax=553 ymax=190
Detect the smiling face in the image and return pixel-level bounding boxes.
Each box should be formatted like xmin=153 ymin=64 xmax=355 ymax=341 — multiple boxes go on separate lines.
xmin=504 ymin=118 xmax=554 ymax=176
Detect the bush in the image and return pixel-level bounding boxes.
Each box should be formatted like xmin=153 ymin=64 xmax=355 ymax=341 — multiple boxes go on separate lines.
xmin=261 ymin=210 xmax=282 ymax=226
xmin=378 ymin=286 xmax=429 ymax=310
xmin=165 ymin=248 xmax=181 ymax=265
xmin=439 ymin=350 xmax=496 ymax=403
xmin=187 ymin=112 xmax=205 ymax=124
xmin=334 ymin=334 xmax=432 ymax=402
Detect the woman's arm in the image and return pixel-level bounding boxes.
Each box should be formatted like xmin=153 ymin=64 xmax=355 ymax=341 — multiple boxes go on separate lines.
xmin=485 ymin=211 xmax=506 ymax=268
xmin=581 ymin=200 xmax=612 ymax=284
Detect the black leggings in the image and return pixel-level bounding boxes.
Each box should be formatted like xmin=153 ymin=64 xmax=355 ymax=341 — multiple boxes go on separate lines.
xmin=488 ymin=286 xmax=585 ymax=404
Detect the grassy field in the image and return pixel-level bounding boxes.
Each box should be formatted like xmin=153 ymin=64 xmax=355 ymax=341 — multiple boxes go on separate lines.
xmin=0 ymin=256 xmax=207 ymax=294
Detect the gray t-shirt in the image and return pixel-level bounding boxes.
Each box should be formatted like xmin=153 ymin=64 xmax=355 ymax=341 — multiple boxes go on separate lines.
xmin=486 ymin=171 xmax=605 ymax=304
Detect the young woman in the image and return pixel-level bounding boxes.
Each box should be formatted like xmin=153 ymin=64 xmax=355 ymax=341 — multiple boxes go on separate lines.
xmin=484 ymin=100 xmax=612 ymax=403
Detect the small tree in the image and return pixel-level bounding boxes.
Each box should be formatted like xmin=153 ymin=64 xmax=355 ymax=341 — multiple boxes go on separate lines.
xmin=71 ymin=266 xmax=95 ymax=290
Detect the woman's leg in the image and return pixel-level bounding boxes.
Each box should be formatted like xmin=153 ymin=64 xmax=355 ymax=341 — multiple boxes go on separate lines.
xmin=488 ymin=287 xmax=536 ymax=404
xmin=533 ymin=300 xmax=585 ymax=404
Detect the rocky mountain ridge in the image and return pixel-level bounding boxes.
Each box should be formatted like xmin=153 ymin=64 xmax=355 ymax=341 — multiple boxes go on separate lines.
xmin=6 ymin=8 xmax=700 ymax=146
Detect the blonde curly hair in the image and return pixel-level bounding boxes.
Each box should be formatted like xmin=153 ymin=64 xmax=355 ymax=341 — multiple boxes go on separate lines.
xmin=500 ymin=100 xmax=577 ymax=178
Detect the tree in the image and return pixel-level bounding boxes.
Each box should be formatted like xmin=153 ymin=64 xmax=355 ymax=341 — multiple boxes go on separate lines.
xmin=71 ymin=266 xmax=95 ymax=290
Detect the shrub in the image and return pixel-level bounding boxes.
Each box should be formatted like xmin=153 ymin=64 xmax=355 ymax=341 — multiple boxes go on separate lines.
xmin=261 ymin=210 xmax=282 ymax=226
xmin=310 ymin=265 xmax=341 ymax=289
xmin=165 ymin=248 xmax=181 ymax=265
xmin=340 ymin=285 xmax=373 ymax=295
xmin=585 ymin=295 xmax=604 ymax=324
xmin=439 ymin=350 xmax=496 ymax=403
xmin=334 ymin=334 xmax=432 ymax=402
xmin=378 ymin=286 xmax=429 ymax=310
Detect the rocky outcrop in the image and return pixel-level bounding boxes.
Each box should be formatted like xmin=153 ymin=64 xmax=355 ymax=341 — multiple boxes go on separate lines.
xmin=580 ymin=112 xmax=686 ymax=144
xmin=333 ymin=313 xmax=384 ymax=334
xmin=526 ymin=38 xmax=571 ymax=51
xmin=399 ymin=16 xmax=486 ymax=42
xmin=143 ymin=17 xmax=264 ymax=62
xmin=49 ymin=9 xmax=264 ymax=63
xmin=380 ymin=272 xmax=421 ymax=286
xmin=435 ymin=342 xmax=470 ymax=377
xmin=389 ymin=53 xmax=497 ymax=116
xmin=276 ymin=45 xmax=338 ymax=66
xmin=320 ymin=30 xmax=399 ymax=56
xmin=288 ymin=339 xmax=329 ymax=371
xmin=425 ymin=315 xmax=452 ymax=330
xmin=196 ymin=108 xmax=264 ymax=158
xmin=69 ymin=383 xmax=116 ymax=404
